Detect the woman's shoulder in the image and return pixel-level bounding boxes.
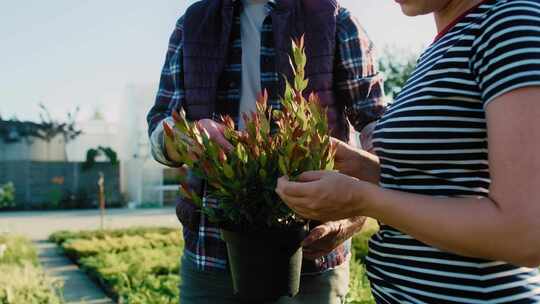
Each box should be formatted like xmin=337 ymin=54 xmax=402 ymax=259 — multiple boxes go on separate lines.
xmin=481 ymin=0 xmax=540 ymax=21
xmin=490 ymin=0 xmax=540 ymax=9
xmin=471 ymin=0 xmax=540 ymax=44
xmin=469 ymin=0 xmax=540 ymax=107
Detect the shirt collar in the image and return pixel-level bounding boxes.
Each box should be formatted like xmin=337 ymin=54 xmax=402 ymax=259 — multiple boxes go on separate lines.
xmin=266 ymin=0 xmax=277 ymax=13
xmin=232 ymin=0 xmax=277 ymax=14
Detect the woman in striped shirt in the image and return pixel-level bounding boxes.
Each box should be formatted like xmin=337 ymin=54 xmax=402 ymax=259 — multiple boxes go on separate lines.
xmin=276 ymin=0 xmax=540 ymax=302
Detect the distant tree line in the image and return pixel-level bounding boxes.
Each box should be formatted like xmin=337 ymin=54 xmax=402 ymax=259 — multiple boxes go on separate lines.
xmin=378 ymin=47 xmax=419 ymax=100
xmin=0 ymin=103 xmax=82 ymax=144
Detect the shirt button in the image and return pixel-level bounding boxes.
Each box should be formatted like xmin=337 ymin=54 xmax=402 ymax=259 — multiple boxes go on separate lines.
xmin=229 ymin=81 xmax=236 ymax=88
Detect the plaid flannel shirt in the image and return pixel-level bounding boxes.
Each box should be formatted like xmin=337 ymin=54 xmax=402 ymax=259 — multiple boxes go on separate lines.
xmin=147 ymin=0 xmax=386 ymax=273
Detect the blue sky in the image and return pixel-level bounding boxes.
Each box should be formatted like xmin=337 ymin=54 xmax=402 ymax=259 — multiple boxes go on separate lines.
xmin=0 ymin=0 xmax=435 ymax=123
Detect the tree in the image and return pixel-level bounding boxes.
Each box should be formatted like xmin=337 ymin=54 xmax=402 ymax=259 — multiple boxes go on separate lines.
xmin=378 ymin=48 xmax=418 ymax=100
xmin=37 ymin=103 xmax=82 ymax=143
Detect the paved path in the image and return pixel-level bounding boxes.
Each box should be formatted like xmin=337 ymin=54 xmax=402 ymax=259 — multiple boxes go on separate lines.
xmin=1 ymin=208 xmax=181 ymax=304
xmin=36 ymin=241 xmax=115 ymax=304
xmin=0 ymin=208 xmax=181 ymax=240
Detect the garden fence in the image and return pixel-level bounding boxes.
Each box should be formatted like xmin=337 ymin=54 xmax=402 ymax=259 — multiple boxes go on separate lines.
xmin=0 ymin=161 xmax=121 ymax=209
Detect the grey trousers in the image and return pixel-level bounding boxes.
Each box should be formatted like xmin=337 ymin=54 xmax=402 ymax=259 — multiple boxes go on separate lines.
xmin=179 ymin=256 xmax=350 ymax=304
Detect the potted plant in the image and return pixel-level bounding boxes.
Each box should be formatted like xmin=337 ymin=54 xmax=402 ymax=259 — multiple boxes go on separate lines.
xmin=165 ymin=38 xmax=335 ymax=302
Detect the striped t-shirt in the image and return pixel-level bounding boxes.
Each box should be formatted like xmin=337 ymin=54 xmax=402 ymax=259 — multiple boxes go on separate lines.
xmin=369 ymin=0 xmax=540 ymax=303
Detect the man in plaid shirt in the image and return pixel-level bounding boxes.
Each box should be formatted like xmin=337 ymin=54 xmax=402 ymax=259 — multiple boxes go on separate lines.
xmin=147 ymin=0 xmax=385 ymax=303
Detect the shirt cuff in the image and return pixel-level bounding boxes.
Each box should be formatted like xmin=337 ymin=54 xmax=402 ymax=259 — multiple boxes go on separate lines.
xmin=150 ymin=117 xmax=183 ymax=167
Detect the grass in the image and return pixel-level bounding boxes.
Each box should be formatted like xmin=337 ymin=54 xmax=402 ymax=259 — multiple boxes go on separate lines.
xmin=346 ymin=261 xmax=375 ymax=304
xmin=0 ymin=235 xmax=63 ymax=304
xmin=347 ymin=219 xmax=378 ymax=304
xmin=50 ymin=223 xmax=379 ymax=304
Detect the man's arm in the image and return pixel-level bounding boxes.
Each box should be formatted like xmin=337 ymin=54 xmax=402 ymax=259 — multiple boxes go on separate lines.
xmin=334 ymin=7 xmax=387 ymax=150
xmin=147 ymin=17 xmax=186 ymax=167
xmin=301 ymin=216 xmax=366 ymax=260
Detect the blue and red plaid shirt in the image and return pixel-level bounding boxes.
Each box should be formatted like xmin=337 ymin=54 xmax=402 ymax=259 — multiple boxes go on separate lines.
xmin=148 ymin=0 xmax=386 ymax=273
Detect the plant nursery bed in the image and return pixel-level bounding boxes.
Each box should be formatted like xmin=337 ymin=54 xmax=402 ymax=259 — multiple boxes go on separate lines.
xmin=51 ymin=224 xmax=377 ymax=304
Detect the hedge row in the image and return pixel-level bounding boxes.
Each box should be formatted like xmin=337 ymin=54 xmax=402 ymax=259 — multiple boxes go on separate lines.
xmin=49 ymin=227 xmax=177 ymax=245
xmin=55 ymin=227 xmax=181 ymax=304
xmin=54 ymin=223 xmax=378 ymax=304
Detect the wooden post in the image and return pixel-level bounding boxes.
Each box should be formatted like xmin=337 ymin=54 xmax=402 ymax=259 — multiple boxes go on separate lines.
xmin=98 ymin=172 xmax=105 ymax=230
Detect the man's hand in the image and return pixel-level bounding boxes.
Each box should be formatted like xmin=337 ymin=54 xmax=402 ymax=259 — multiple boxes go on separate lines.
xmin=196 ymin=119 xmax=233 ymax=151
xmin=302 ymin=217 xmax=366 ymax=260
xmin=163 ymin=121 xmax=183 ymax=164
xmin=163 ymin=118 xmax=234 ymax=163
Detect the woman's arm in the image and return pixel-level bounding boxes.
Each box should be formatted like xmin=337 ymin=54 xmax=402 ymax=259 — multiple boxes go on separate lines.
xmin=368 ymin=87 xmax=540 ymax=267
xmin=278 ymin=87 xmax=540 ymax=267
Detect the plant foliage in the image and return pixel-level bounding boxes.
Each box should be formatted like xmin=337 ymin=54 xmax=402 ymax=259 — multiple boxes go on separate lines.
xmin=0 ymin=235 xmax=38 ymax=266
xmin=49 ymin=227 xmax=177 ymax=245
xmin=62 ymin=232 xmax=181 ymax=259
xmin=0 ymin=264 xmax=64 ymax=304
xmin=53 ymin=227 xmax=181 ymax=304
xmin=0 ymin=104 xmax=82 ymax=144
xmin=0 ymin=183 xmax=15 ymax=209
xmin=83 ymin=146 xmax=119 ymax=170
xmin=378 ymin=48 xmax=417 ymax=99
xmin=0 ymin=235 xmax=63 ymax=304
xmin=36 ymin=103 xmax=82 ymax=143
xmin=167 ymin=38 xmax=335 ymax=231
xmin=51 ymin=226 xmax=377 ymax=304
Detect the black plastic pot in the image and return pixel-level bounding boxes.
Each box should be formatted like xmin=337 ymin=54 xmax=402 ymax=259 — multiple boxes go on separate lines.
xmin=221 ymin=226 xmax=309 ymax=303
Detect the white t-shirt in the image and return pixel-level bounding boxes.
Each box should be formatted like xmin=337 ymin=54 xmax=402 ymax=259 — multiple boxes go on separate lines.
xmin=238 ymin=0 xmax=269 ymax=129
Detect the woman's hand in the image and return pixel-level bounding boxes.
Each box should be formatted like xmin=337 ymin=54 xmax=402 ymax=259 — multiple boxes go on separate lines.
xmin=275 ymin=171 xmax=366 ymax=222
xmin=331 ymin=138 xmax=380 ymax=184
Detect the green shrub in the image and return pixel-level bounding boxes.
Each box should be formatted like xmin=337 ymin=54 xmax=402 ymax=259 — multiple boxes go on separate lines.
xmin=345 ymin=219 xmax=378 ymax=304
xmin=0 ymin=235 xmax=63 ymax=304
xmin=0 ymin=263 xmax=63 ymax=304
xmin=0 ymin=182 xmax=15 ymax=209
xmin=62 ymin=232 xmax=182 ymax=259
xmin=117 ymin=273 xmax=179 ymax=304
xmin=51 ymin=225 xmax=378 ymax=304
xmin=0 ymin=235 xmax=38 ymax=266
xmin=346 ymin=260 xmax=375 ymax=304
xmin=378 ymin=47 xmax=417 ymax=99
xmin=49 ymin=226 xmax=177 ymax=245
xmin=80 ymin=247 xmax=181 ymax=303
xmin=351 ymin=219 xmax=379 ymax=263
xmin=51 ymin=228 xmax=183 ymax=303
xmin=47 ymin=187 xmax=63 ymax=209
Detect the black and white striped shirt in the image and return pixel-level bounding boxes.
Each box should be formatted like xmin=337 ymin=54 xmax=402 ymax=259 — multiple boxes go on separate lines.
xmin=369 ymin=0 xmax=540 ymax=302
